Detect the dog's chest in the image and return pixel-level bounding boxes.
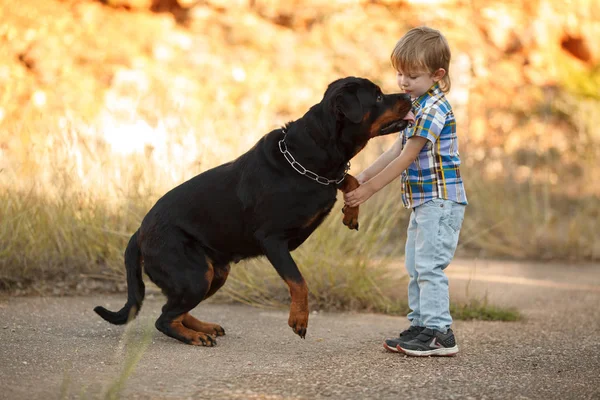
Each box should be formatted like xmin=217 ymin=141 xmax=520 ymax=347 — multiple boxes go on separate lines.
xmin=298 ymin=199 xmax=336 ymax=230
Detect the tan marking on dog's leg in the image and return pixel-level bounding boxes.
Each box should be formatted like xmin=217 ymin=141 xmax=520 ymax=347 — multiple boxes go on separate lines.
xmin=204 ymin=257 xmax=215 ymax=299
xmin=170 ymin=315 xmax=217 ymax=346
xmin=285 ymin=279 xmax=309 ymax=338
xmin=203 ymin=264 xmax=230 ymax=301
xmin=339 ymin=174 xmax=360 ymax=230
xmin=182 ymin=313 xmax=225 ymax=336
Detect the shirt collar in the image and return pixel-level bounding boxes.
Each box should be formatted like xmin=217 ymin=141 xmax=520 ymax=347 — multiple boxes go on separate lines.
xmin=413 ymin=83 xmax=443 ymax=110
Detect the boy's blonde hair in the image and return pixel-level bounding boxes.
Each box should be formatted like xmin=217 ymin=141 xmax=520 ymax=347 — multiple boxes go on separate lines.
xmin=391 ymin=26 xmax=451 ymax=93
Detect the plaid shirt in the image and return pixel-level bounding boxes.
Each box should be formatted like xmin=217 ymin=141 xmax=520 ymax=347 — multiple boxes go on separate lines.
xmin=400 ymin=83 xmax=468 ymax=208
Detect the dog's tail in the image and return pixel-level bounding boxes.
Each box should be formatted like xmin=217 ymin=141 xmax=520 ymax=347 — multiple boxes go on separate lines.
xmin=94 ymin=230 xmax=145 ymax=325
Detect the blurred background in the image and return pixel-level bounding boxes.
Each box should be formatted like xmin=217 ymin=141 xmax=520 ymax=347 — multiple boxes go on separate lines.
xmin=0 ymin=0 xmax=598 ymax=310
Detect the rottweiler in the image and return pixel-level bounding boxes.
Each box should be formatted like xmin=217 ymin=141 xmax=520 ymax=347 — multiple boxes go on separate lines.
xmin=94 ymin=76 xmax=414 ymax=346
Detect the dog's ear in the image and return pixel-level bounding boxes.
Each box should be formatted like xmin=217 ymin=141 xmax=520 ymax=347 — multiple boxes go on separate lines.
xmin=335 ymin=89 xmax=363 ymax=124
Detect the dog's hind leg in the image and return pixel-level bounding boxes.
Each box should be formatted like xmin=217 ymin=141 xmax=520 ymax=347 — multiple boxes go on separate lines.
xmin=181 ymin=263 xmax=230 ymax=337
xmin=151 ymin=252 xmax=218 ymax=346
xmin=157 ymin=310 xmax=217 ymax=346
xmin=202 ymin=263 xmax=230 ymax=301
xmin=182 ymin=313 xmax=225 ymax=337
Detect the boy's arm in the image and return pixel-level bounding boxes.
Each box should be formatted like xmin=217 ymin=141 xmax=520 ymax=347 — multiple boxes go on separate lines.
xmin=365 ymin=136 xmax=428 ymax=192
xmin=356 ymin=137 xmax=404 ymax=183
xmin=343 ymin=136 xmax=428 ymax=207
xmin=344 ymin=105 xmax=446 ymax=207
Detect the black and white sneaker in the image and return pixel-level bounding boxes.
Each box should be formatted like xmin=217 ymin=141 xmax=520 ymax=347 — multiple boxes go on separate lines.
xmin=383 ymin=326 xmax=425 ymax=353
xmin=397 ymin=328 xmax=458 ymax=357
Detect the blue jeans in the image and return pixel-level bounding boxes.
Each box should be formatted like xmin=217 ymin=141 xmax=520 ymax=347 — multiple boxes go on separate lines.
xmin=405 ymin=198 xmax=466 ymax=332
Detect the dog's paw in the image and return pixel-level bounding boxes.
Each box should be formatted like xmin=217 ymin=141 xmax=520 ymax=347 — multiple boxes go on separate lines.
xmin=182 ymin=314 xmax=226 ymax=337
xmin=213 ymin=325 xmax=226 ymax=336
xmin=203 ymin=323 xmax=225 ymax=336
xmin=288 ymin=311 xmax=308 ymax=339
xmin=342 ymin=205 xmax=359 ymax=231
xmin=291 ymin=324 xmax=307 ymax=339
xmin=190 ymin=332 xmax=218 ymax=347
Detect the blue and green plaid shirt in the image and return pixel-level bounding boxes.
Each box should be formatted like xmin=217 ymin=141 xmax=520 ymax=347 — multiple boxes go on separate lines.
xmin=400 ymin=83 xmax=468 ymax=208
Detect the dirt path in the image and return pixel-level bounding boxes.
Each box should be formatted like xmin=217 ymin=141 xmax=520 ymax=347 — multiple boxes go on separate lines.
xmin=1 ymin=259 xmax=599 ymax=400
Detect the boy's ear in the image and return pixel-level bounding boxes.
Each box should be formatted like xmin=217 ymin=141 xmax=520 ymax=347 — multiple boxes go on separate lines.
xmin=432 ymin=68 xmax=446 ymax=82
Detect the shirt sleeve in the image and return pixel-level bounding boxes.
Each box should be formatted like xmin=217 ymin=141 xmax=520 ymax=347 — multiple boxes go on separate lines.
xmin=406 ymin=106 xmax=446 ymax=143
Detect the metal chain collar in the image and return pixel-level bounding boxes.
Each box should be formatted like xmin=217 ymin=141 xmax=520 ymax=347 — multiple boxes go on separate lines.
xmin=278 ymin=128 xmax=349 ymax=186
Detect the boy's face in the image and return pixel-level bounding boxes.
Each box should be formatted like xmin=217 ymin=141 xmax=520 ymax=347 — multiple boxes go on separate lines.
xmin=396 ymin=68 xmax=445 ymax=99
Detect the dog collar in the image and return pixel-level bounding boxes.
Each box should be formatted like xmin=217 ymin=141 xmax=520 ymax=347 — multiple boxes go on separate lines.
xmin=278 ymin=127 xmax=349 ymax=186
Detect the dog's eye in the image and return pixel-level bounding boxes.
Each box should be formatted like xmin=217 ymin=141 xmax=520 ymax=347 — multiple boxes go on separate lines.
xmin=376 ymin=94 xmax=383 ymax=102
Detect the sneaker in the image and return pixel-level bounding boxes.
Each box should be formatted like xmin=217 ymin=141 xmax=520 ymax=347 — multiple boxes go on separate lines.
xmin=397 ymin=328 xmax=459 ymax=357
xmin=383 ymin=326 xmax=425 ymax=353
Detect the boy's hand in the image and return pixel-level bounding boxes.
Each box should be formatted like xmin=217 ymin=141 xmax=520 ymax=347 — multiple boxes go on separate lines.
xmin=344 ymin=183 xmax=375 ymax=207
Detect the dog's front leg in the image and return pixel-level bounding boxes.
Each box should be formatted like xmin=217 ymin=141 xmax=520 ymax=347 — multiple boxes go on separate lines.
xmin=338 ymin=174 xmax=360 ymax=230
xmin=256 ymin=234 xmax=308 ymax=338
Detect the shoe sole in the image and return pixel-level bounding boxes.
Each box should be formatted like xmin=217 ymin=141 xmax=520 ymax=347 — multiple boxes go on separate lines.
xmin=383 ymin=342 xmax=401 ymax=353
xmin=397 ymin=345 xmax=459 ymax=357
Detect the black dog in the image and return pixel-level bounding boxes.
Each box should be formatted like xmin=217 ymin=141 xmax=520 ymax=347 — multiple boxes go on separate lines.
xmin=94 ymin=77 xmax=414 ymax=346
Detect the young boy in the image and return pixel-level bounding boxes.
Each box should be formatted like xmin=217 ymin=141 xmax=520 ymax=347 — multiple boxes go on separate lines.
xmin=344 ymin=26 xmax=467 ymax=357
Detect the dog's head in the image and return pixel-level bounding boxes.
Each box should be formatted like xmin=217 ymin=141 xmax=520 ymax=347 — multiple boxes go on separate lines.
xmin=322 ymin=76 xmax=414 ymax=158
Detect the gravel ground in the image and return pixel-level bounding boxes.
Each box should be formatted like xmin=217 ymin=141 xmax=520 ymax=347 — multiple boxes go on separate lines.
xmin=1 ymin=259 xmax=599 ymax=400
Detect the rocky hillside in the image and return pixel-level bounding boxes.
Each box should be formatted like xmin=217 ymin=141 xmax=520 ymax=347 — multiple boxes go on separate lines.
xmin=1 ymin=0 xmax=599 ymax=194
